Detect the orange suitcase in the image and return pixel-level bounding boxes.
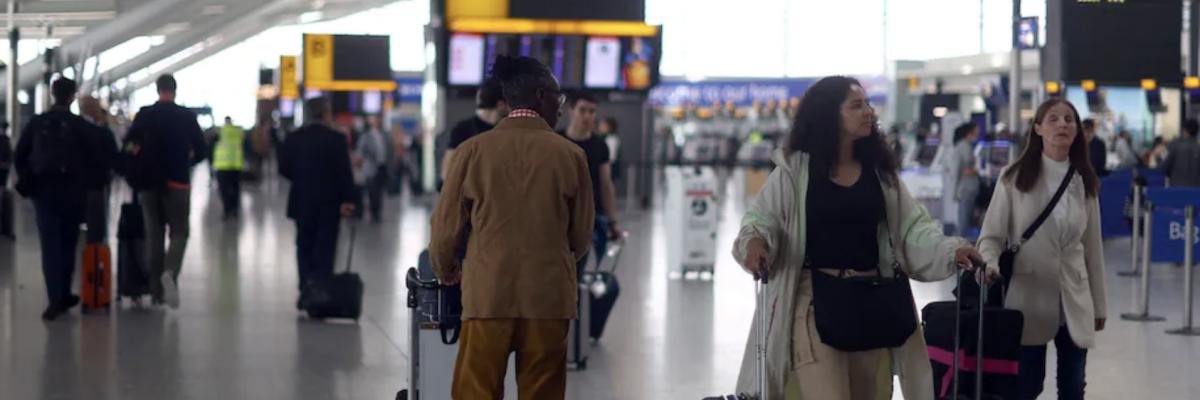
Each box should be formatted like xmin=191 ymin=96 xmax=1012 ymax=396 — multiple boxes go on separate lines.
xmin=81 ymin=243 xmax=113 ymax=311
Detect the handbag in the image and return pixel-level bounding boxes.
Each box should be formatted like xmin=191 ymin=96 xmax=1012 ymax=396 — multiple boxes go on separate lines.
xmin=809 ymin=180 xmax=917 ymax=352
xmin=964 ymin=165 xmax=1075 ymax=306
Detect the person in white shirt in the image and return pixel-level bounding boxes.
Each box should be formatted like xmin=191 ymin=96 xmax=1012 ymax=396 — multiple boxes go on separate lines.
xmin=1113 ymin=130 xmax=1141 ymax=170
xmin=355 ymin=119 xmax=389 ymax=223
xmin=977 ymin=98 xmax=1106 ymax=400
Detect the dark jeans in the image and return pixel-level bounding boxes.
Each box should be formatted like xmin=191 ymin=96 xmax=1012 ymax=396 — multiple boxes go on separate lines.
xmin=140 ymin=188 xmax=191 ymax=298
xmin=33 ymin=197 xmax=83 ymax=307
xmin=575 ymin=216 xmax=612 ymax=279
xmin=1017 ymin=324 xmax=1088 ymax=400
xmin=295 ymin=211 xmax=341 ymax=291
xmin=216 ymin=170 xmax=241 ymax=217
xmin=363 ymin=167 xmax=387 ymax=220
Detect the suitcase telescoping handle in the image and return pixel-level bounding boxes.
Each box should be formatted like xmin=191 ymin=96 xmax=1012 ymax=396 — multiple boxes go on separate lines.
xmin=952 ymin=259 xmax=991 ymax=400
xmin=756 ymin=257 xmax=769 ymax=400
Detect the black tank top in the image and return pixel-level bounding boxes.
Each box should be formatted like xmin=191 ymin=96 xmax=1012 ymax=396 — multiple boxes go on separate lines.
xmin=805 ymin=167 xmax=885 ymax=272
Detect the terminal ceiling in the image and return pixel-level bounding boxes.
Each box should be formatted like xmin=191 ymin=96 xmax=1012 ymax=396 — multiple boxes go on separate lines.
xmin=0 ymin=0 xmax=402 ymax=94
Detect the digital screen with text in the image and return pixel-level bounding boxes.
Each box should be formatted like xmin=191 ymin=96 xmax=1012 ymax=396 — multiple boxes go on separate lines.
xmin=1061 ymin=0 xmax=1181 ymax=83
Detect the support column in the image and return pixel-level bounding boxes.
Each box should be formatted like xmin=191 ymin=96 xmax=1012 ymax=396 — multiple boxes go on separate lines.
xmin=1009 ymin=0 xmax=1022 ymax=132
xmin=6 ymin=0 xmax=18 ymax=137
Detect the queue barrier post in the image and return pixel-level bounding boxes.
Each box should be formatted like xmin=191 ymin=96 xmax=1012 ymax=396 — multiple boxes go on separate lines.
xmin=1118 ymin=186 xmax=1143 ymax=277
xmin=1122 ymin=200 xmax=1167 ymax=322
xmin=1166 ymin=205 xmax=1200 ymax=336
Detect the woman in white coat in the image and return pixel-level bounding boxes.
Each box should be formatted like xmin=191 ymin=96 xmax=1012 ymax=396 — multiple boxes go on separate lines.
xmin=977 ymin=98 xmax=1106 ymax=400
xmin=733 ymin=76 xmax=989 ymax=400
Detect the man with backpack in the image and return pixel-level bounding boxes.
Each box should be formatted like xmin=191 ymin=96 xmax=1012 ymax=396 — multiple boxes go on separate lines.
xmin=120 ymin=74 xmax=208 ymax=309
xmin=12 ymin=78 xmax=109 ymax=320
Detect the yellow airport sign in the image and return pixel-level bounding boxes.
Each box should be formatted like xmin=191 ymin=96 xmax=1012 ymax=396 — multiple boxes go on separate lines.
xmin=1186 ymin=77 xmax=1200 ymax=89
xmin=908 ymin=76 xmax=919 ymax=90
xmin=1141 ymin=79 xmax=1157 ymax=91
xmin=1081 ymin=80 xmax=1097 ymax=92
xmin=279 ymin=56 xmax=299 ymax=99
xmin=1045 ymin=81 xmax=1061 ymax=94
xmin=449 ymin=18 xmax=659 ymax=37
xmin=305 ymin=80 xmax=397 ymax=92
xmin=303 ymin=34 xmax=334 ymax=85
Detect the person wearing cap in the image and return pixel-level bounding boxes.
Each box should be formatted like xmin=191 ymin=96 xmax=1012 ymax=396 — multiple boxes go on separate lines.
xmin=440 ymin=78 xmax=511 ymax=186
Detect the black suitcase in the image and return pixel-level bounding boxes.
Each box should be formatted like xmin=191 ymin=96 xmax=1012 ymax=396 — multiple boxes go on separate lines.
xmin=117 ymin=198 xmax=150 ymax=299
xmin=304 ymin=222 xmax=364 ymax=320
xmin=0 ymin=188 xmax=14 ymax=239
xmin=923 ymin=270 xmax=1023 ymax=400
xmin=583 ymin=232 xmax=627 ymax=341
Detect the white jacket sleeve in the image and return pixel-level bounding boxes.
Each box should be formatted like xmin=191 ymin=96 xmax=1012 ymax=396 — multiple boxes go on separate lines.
xmin=896 ymin=179 xmax=972 ymax=282
xmin=1083 ymin=197 xmax=1107 ymax=319
xmin=732 ymin=167 xmax=792 ymax=274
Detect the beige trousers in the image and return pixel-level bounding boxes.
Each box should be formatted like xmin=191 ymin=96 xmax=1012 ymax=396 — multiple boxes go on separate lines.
xmin=789 ymin=271 xmax=895 ymax=400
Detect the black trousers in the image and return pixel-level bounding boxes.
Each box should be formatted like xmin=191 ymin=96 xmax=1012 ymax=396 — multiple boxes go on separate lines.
xmin=364 ymin=166 xmax=387 ymax=220
xmin=216 ymin=170 xmax=241 ymax=217
xmin=34 ymin=196 xmax=83 ymax=307
xmin=294 ymin=211 xmax=341 ymax=291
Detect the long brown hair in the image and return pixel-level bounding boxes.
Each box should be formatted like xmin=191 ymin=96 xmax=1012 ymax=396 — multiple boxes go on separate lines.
xmin=1001 ymin=98 xmax=1099 ymax=197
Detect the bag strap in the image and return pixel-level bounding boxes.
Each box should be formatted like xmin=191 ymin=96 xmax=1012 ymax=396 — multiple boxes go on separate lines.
xmin=441 ymin=324 xmax=461 ymax=345
xmin=1014 ymin=164 xmax=1075 ymax=249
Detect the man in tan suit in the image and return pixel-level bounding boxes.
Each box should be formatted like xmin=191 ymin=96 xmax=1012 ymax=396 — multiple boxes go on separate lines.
xmin=429 ymin=55 xmax=594 ymax=400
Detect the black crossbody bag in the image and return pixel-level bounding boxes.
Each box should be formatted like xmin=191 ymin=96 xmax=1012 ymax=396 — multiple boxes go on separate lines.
xmin=960 ymin=165 xmax=1075 ymax=306
xmin=809 ymin=179 xmax=917 ymax=352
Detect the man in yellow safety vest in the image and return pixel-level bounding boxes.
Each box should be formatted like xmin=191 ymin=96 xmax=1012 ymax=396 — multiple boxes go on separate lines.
xmin=214 ymin=116 xmax=244 ymax=219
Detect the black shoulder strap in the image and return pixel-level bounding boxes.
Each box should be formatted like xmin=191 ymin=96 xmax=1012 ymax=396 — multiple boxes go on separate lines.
xmin=1020 ymin=165 xmax=1076 ymax=242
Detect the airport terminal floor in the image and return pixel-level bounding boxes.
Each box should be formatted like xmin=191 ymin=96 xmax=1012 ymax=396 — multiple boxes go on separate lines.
xmin=0 ymin=169 xmax=1197 ymax=400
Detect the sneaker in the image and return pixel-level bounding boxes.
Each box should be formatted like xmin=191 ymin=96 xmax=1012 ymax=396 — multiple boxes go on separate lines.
xmin=161 ymin=273 xmax=180 ymax=309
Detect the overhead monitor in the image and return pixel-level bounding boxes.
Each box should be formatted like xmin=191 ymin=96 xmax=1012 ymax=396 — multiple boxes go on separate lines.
xmin=448 ymin=33 xmax=486 ymax=86
xmin=584 ymin=36 xmax=621 ymax=88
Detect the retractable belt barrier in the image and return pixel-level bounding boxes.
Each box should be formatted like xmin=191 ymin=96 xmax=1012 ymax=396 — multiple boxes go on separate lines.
xmin=1122 ymin=187 xmax=1200 ymax=334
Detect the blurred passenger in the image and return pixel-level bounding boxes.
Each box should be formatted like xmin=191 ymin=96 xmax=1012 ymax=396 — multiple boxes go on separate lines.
xmin=733 ymin=76 xmax=985 ymax=399
xmin=977 ymin=98 xmax=1105 ymax=400
xmin=280 ymin=98 xmax=358 ymax=309
xmin=952 ymin=123 xmax=981 ymax=234
xmin=355 ymin=117 xmax=389 ymax=223
xmin=1161 ymin=119 xmax=1200 ymax=187
xmin=1144 ymin=136 xmax=1168 ymax=168
xmin=599 ymin=116 xmax=621 ymax=180
xmin=0 ymin=122 xmax=11 ymax=188
xmin=122 ymin=74 xmax=208 ymax=309
xmin=13 ymin=78 xmax=109 ymax=320
xmin=1083 ymin=119 xmax=1108 ymax=177
xmin=79 ymin=95 xmax=119 ymax=241
xmin=560 ymin=93 xmax=623 ymax=269
xmin=430 ymin=55 xmax=593 ymax=400
xmin=1113 ymin=130 xmax=1140 ymax=170
xmin=214 ymin=117 xmax=245 ymax=219
xmin=441 ymin=78 xmax=510 ymax=186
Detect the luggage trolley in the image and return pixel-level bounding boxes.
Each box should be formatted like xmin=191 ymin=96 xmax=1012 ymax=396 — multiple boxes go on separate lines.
xmin=398 ymin=254 xmax=517 ymax=400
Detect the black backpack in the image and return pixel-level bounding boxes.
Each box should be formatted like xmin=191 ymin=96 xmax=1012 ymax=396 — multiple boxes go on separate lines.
xmin=29 ymin=117 xmax=75 ymax=177
xmin=119 ymin=128 xmax=165 ymax=191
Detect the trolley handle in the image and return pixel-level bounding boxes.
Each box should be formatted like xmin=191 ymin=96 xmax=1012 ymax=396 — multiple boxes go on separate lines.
xmin=405 ymin=268 xmax=441 ymax=291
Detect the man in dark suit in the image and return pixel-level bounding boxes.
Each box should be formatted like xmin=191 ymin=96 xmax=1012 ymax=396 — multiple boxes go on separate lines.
xmin=1083 ymin=119 xmax=1109 ymax=177
xmin=280 ymin=97 xmax=359 ymax=309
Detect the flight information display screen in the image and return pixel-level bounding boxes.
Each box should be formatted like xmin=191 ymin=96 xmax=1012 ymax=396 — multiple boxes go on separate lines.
xmin=444 ymin=30 xmax=656 ymax=91
xmin=1060 ymin=0 xmax=1181 ymax=83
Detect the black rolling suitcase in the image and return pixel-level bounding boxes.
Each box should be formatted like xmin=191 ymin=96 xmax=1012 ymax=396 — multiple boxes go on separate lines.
xmin=117 ymin=196 xmax=150 ymax=300
xmin=0 ymin=188 xmax=14 ymax=239
xmin=583 ymin=232 xmax=627 ymax=341
xmin=303 ymin=221 xmax=364 ymax=320
xmin=923 ymin=270 xmax=1023 ymax=400
xmin=704 ymin=270 xmax=770 ymax=400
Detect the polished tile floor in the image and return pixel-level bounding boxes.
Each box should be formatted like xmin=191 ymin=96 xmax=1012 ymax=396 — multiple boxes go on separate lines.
xmin=0 ymin=168 xmax=1198 ymax=399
